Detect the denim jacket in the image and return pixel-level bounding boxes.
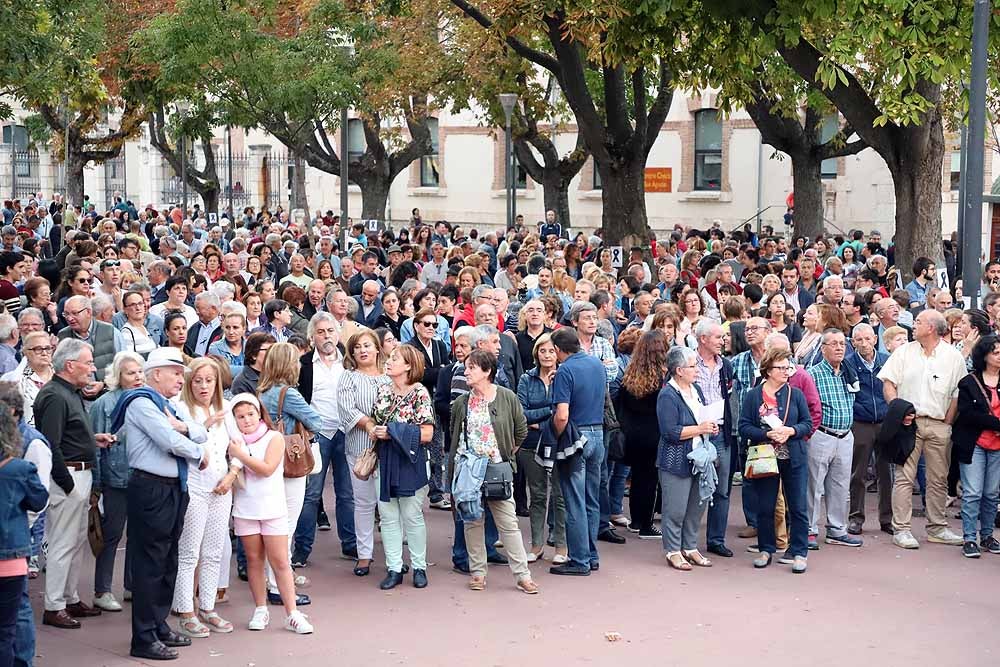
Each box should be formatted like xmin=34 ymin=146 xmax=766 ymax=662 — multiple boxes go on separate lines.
xmin=516 ymin=368 xmax=553 ymax=451
xmin=90 ymin=389 xmax=131 ymax=490
xmin=259 ymin=384 xmax=324 ymax=435
xmin=0 ymin=457 xmax=49 ymax=559
xmin=112 ymin=311 xmax=165 ymax=346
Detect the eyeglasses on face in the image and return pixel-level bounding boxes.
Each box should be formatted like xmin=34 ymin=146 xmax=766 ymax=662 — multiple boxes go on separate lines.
xmin=770 ymin=365 xmax=794 ymax=373
xmin=25 ymin=346 xmax=52 ymax=354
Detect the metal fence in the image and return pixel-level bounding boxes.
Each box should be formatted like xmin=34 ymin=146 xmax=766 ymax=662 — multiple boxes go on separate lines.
xmin=216 ymin=149 xmax=252 ymax=212
xmin=103 ymin=155 xmax=126 ymax=210
xmin=6 ymin=147 xmax=40 ymax=201
xmin=262 ymin=150 xmax=293 ymax=212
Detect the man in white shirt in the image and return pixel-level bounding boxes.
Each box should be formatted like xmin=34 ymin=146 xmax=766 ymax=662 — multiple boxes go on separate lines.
xmin=292 ymin=312 xmax=356 ymax=565
xmin=879 ymin=309 xmax=967 ymax=549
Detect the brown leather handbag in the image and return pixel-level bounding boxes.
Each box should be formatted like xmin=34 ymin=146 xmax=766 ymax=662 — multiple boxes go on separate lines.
xmin=277 ymin=386 xmax=315 ymax=478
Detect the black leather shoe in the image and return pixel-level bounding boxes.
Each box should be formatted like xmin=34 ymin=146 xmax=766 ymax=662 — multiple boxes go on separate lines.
xmin=880 ymin=523 xmax=895 ymax=535
xmin=589 ymin=561 xmax=600 ymax=571
xmin=412 ymin=569 xmax=428 ymax=588
xmin=341 ymin=545 xmax=359 ymax=560
xmin=353 ymin=562 xmax=371 ymax=577
xmin=707 ymin=543 xmax=734 ymax=558
xmin=130 ymin=641 xmax=179 ymax=661
xmin=487 ymin=553 xmax=509 ymax=565
xmin=452 ymin=562 xmax=471 ymax=574
xmin=267 ymin=591 xmax=311 ymax=606
xmin=157 ymin=630 xmax=191 ymax=648
xmin=598 ymin=529 xmax=626 ymax=544
xmin=549 ymin=563 xmax=590 ymax=576
xmin=237 ymin=565 xmax=248 ymax=582
xmin=379 ymin=571 xmax=404 ymax=590
xmin=847 ymin=520 xmax=864 ymax=535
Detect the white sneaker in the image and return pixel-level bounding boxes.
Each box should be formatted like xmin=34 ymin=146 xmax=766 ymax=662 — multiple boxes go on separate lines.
xmin=893 ymin=530 xmax=920 ymax=549
xmin=285 ymin=610 xmax=313 ymax=634
xmin=927 ymin=528 xmax=964 ymax=545
xmin=248 ymin=606 xmax=270 ymax=631
xmin=93 ymin=592 xmax=122 ymax=612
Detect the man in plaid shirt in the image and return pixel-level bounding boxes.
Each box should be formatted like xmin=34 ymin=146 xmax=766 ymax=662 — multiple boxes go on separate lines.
xmin=807 ymin=328 xmax=862 ymax=549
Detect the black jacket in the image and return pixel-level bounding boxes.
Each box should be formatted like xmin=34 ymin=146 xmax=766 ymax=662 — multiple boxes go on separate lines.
xmin=184 ymin=321 xmax=223 ymax=358
xmin=297 ymin=347 xmax=345 ymax=405
xmin=406 ymin=339 xmax=450 ymax=394
xmin=875 ymin=399 xmax=917 ymax=465
xmin=954 ymin=373 xmax=1000 ymax=466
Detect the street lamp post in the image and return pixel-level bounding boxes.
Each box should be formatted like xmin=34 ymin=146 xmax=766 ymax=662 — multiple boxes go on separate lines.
xmin=962 ymin=0 xmax=990 ymax=308
xmin=176 ymin=100 xmax=191 ymax=218
xmin=226 ymin=125 xmax=234 ymax=219
xmin=61 ymin=94 xmax=69 ymax=204
xmin=499 ymin=93 xmax=518 ymax=230
xmin=340 ymin=44 xmax=355 ymax=230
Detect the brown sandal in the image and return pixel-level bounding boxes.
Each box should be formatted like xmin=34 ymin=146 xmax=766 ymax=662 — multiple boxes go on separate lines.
xmin=682 ymin=549 xmax=713 ymax=567
xmin=666 ymin=552 xmax=692 ymax=571
xmin=468 ymin=576 xmax=486 ymax=591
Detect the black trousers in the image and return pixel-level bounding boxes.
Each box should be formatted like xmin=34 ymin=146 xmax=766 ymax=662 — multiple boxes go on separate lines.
xmin=126 ymin=474 xmax=187 ymax=650
xmin=629 ymin=461 xmax=659 ymax=531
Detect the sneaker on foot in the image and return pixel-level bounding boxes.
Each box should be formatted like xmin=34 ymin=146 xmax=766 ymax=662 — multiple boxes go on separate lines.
xmin=637 ymin=525 xmax=662 ymax=540
xmin=792 ymin=556 xmax=808 ymax=574
xmin=807 ymin=535 xmax=819 ymax=550
xmin=981 ymin=535 xmax=1000 ymax=554
xmin=777 ymin=552 xmax=795 ymax=565
xmin=926 ymin=528 xmax=964 ymax=546
xmin=248 ymin=606 xmax=269 ymax=631
xmin=285 ymin=610 xmax=313 ymax=634
xmin=825 ymin=533 xmax=863 ymax=547
xmin=893 ymin=530 xmax=919 ymax=549
xmin=316 ymin=510 xmax=331 ymax=531
xmin=93 ymin=592 xmax=122 ymax=612
xmin=963 ymin=541 xmax=981 ymax=558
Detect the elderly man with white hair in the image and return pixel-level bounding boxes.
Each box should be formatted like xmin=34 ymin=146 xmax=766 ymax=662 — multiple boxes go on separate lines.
xmin=820 ymin=275 xmax=844 ymax=307
xmin=185 ymin=291 xmax=222 ymax=357
xmin=0 ymin=312 xmax=19 ymax=373
xmin=91 ymin=295 xmax=116 ymax=324
xmin=58 ymin=294 xmax=125 ymax=395
xmin=844 ymin=323 xmax=892 ymax=536
xmin=110 ymin=347 xmax=208 ymax=660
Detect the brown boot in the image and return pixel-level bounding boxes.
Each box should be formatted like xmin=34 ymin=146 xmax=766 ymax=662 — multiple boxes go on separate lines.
xmin=737 ymin=526 xmax=758 ymax=539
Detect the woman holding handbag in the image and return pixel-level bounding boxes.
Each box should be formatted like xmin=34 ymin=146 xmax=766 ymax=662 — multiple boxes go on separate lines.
xmin=337 ymin=330 xmax=390 ymax=577
xmin=370 ymin=345 xmax=435 ymax=590
xmin=257 ymin=343 xmax=323 ymax=605
xmin=657 ymin=346 xmax=718 ymax=571
xmin=738 ymin=347 xmax=813 ymax=573
xmin=450 ymin=349 xmax=537 ymax=594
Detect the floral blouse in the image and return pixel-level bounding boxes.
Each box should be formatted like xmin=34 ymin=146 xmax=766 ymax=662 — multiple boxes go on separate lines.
xmin=372 ymin=383 xmax=434 ymax=430
xmin=459 ymin=393 xmax=501 ymax=462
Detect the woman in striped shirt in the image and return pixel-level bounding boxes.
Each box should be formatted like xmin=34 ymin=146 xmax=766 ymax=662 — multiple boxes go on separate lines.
xmin=337 ymin=329 xmax=390 ymax=577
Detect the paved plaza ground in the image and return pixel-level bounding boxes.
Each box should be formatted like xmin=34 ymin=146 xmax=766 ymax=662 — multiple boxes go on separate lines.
xmin=32 ymin=488 xmax=1000 ymax=667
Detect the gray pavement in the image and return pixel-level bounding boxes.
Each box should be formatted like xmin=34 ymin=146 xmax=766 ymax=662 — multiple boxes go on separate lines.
xmin=30 ymin=489 xmax=1000 ymax=666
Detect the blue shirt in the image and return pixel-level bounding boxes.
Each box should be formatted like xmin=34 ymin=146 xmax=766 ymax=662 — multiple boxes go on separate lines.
xmin=552 ymin=351 xmax=606 ymax=427
xmin=124 ymin=394 xmax=207 ymax=478
xmin=904 ymin=278 xmax=930 ymax=307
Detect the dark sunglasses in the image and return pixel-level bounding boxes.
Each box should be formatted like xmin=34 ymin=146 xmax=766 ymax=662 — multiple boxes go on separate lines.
xmin=417 ymin=320 xmax=437 ymax=327
xmin=101 ymin=260 xmax=121 ymax=269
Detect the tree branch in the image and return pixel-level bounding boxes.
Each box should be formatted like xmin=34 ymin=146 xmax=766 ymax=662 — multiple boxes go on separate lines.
xmin=449 ymin=0 xmax=561 ymax=74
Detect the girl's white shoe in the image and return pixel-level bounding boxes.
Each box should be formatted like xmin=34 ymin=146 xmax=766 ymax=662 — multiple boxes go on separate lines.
xmin=248 ymin=606 xmax=269 ymax=631
xmin=285 ymin=610 xmax=314 ymax=634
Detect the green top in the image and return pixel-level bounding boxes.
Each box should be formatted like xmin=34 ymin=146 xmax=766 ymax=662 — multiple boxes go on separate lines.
xmin=448 ymin=385 xmax=527 ymax=481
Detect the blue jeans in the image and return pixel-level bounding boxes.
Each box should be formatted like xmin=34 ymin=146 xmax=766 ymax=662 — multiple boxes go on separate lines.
xmin=609 ymin=461 xmax=630 ymax=517
xmin=917 ymin=455 xmax=927 ymax=507
xmin=12 ymin=575 xmax=32 ymax=667
xmin=452 ymin=506 xmax=500 ymax=567
xmin=754 ymin=440 xmax=809 ymax=557
xmin=293 ymin=432 xmax=356 ymax=561
xmin=960 ymin=447 xmax=1000 ymax=542
xmin=740 ymin=439 xmax=759 ymax=529
xmin=557 ymin=426 xmax=604 ymax=569
xmin=706 ymin=435 xmax=732 ymax=547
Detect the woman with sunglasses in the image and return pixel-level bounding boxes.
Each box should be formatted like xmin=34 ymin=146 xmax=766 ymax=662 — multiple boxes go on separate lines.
xmin=0 ymin=330 xmax=53 ymax=426
xmin=120 ymin=291 xmax=158 ymax=357
xmin=24 ymin=277 xmax=59 ymax=334
xmin=738 ymin=347 xmax=813 ymax=573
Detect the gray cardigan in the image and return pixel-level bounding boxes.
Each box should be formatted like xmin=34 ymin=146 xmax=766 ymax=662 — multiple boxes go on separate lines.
xmin=448 ymin=385 xmax=528 ymax=481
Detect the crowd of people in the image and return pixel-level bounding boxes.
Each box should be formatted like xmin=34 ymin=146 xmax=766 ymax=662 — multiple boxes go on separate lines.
xmin=1 ymin=193 xmax=997 ymax=665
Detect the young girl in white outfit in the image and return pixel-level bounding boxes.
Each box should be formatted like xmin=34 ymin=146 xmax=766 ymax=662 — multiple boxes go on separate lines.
xmin=172 ymin=358 xmax=237 ymax=637
xmin=226 ymin=393 xmax=313 ymax=634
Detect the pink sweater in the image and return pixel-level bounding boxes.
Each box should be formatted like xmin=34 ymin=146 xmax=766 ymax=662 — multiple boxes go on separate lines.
xmin=789 ymin=367 xmax=822 ymax=437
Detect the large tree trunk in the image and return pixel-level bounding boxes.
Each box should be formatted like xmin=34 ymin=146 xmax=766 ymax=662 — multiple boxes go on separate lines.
xmin=66 ymin=150 xmax=86 ymax=209
xmin=790 ymin=149 xmax=825 ymax=242
xmin=598 ymin=157 xmax=648 ymax=248
xmin=891 ymin=115 xmax=946 ymax=281
xmin=200 ymin=188 xmax=219 ymax=217
xmin=358 ymin=176 xmax=390 ymax=220
xmin=540 ymin=172 xmax=573 ymax=231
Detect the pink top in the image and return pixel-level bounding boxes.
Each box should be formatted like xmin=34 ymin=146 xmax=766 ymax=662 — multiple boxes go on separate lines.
xmin=0 ymin=558 xmax=28 ymax=577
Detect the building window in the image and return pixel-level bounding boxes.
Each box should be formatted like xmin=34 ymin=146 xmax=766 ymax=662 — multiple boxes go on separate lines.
xmin=347 ymin=119 xmax=365 ymax=164
xmin=515 ymin=155 xmax=527 ymax=190
xmin=420 ymin=118 xmax=439 ymax=187
xmin=694 ymin=110 xmax=722 ymax=190
xmin=593 ymin=165 xmax=602 ymax=190
xmin=950 ymin=151 xmax=962 ymax=191
xmin=1 ymin=125 xmax=28 ymax=150
xmin=820 ymin=114 xmax=839 ymax=179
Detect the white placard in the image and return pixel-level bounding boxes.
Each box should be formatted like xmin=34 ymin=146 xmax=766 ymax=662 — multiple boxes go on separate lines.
xmin=208 ymin=212 xmax=218 ymax=226
xmin=610 ymin=246 xmax=624 ymax=268
xmin=937 ymin=267 xmax=949 ymax=290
